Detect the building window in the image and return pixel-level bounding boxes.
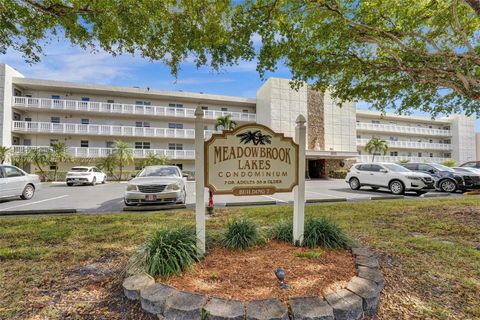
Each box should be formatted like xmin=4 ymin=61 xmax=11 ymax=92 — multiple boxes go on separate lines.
xmin=51 ymin=95 xmax=60 ymax=100
xmin=135 ymin=121 xmax=150 ymax=127
xmin=135 ymin=142 xmax=151 ymax=149
xmin=429 ymin=139 xmax=433 ymax=143
xmin=169 ymin=103 xmax=183 ymax=108
xmin=444 ymin=153 xmax=451 ymax=157
xmin=49 ymin=165 xmax=58 ymax=170
xmin=429 ymin=153 xmax=433 ymax=157
xmin=24 ymin=117 xmax=32 ymax=122
xmin=81 ymin=140 xmax=89 ymax=148
xmin=242 ymin=109 xmax=249 ymax=113
xmin=135 ymin=100 xmax=151 ymax=106
xmin=390 ymin=151 xmax=398 ymax=156
xmin=50 ymin=117 xmax=60 ymax=123
xmin=418 ymin=152 xmax=422 ymax=157
xmin=168 ymin=143 xmax=183 ymax=150
xmin=14 ymin=89 xmax=21 ymax=96
xmin=172 ymin=163 xmax=183 ymax=170
xmin=221 ymin=107 xmax=228 ymax=112
xmin=50 ymin=139 xmax=59 ymax=146
xmin=107 ymin=99 xmax=114 ymax=103
xmin=13 ymin=112 xmax=21 ymax=121
xmin=168 ymin=123 xmax=183 ymax=129
xmin=372 ymin=120 xmax=380 ymax=124
xmin=24 ymin=139 xmax=32 ymax=146
xmin=81 ymin=97 xmax=90 ymax=101
xmin=204 ymin=125 xmax=209 ymax=130
xmin=81 ymin=119 xmax=89 ymax=125
xmin=201 ymin=106 xmax=208 ymax=110
xmin=106 ymin=141 xmax=115 ymax=148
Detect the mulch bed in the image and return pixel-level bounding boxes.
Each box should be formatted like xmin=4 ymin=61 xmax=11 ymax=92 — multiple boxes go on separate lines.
xmin=166 ymin=241 xmax=355 ymax=302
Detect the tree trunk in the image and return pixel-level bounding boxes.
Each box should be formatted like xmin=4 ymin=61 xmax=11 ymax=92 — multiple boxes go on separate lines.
xmin=372 ymin=154 xmax=375 ymax=162
xmin=54 ymin=165 xmax=58 ymax=182
xmin=465 ymin=0 xmax=480 ymax=16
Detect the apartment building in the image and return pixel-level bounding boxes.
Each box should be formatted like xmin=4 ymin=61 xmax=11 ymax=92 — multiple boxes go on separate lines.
xmin=1 ymin=64 xmax=477 ymax=178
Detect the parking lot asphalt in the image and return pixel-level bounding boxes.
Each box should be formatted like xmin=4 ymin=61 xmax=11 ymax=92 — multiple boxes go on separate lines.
xmin=0 ymin=179 xmax=466 ymax=214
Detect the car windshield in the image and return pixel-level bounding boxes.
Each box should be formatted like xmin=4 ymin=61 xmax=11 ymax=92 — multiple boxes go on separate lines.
xmin=383 ymin=164 xmax=411 ymax=172
xmin=454 ymin=167 xmax=469 ymax=172
xmin=70 ymin=168 xmax=89 ymax=172
xmin=430 ymin=163 xmax=455 ymax=172
xmin=137 ymin=167 xmax=179 ymax=177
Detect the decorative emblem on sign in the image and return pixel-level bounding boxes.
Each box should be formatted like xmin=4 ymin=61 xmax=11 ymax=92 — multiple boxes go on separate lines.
xmin=204 ymin=124 xmax=299 ymax=195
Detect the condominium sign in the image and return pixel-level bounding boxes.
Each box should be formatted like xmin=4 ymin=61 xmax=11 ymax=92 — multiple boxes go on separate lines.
xmin=205 ymin=124 xmax=299 ymax=195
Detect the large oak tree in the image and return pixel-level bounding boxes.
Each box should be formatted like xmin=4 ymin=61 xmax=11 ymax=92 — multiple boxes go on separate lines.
xmin=1 ymin=0 xmax=479 ymax=117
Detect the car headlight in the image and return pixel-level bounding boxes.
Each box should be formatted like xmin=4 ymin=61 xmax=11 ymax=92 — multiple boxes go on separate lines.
xmin=166 ymin=183 xmax=181 ymax=191
xmin=126 ymin=184 xmax=138 ymax=191
xmin=406 ymin=176 xmax=420 ymax=180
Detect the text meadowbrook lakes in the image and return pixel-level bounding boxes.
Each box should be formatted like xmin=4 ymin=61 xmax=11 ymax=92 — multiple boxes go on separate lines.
xmin=214 ymin=145 xmax=291 ymax=178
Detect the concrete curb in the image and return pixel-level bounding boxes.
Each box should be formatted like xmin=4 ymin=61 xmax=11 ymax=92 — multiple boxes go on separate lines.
xmin=306 ymin=198 xmax=347 ymax=204
xmin=370 ymin=195 xmax=404 ymax=200
xmin=0 ymin=209 xmax=77 ymax=216
xmin=463 ymin=191 xmax=480 ymax=195
xmin=123 ymin=244 xmax=383 ymax=320
xmin=225 ymin=200 xmax=277 ymax=207
xmin=123 ymin=204 xmax=187 ymax=211
xmin=422 ymin=193 xmax=451 ymax=198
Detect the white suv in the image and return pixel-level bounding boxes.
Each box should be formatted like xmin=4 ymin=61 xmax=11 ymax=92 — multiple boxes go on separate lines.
xmin=66 ymin=166 xmax=107 ymax=186
xmin=345 ymin=163 xmax=435 ymax=195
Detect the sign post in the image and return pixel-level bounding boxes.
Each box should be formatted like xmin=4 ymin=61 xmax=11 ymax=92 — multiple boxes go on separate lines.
xmin=293 ymin=115 xmax=306 ymax=244
xmin=194 ymin=106 xmax=206 ymax=255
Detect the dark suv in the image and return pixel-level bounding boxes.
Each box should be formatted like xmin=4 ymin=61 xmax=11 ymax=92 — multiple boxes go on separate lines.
xmin=402 ymin=163 xmax=480 ymax=192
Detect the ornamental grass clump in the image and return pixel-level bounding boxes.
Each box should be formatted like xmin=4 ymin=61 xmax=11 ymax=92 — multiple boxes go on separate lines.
xmin=303 ymin=217 xmax=350 ymax=249
xmin=144 ymin=226 xmax=198 ymax=278
xmin=269 ymin=219 xmax=293 ymax=243
xmin=220 ymin=218 xmax=263 ymax=250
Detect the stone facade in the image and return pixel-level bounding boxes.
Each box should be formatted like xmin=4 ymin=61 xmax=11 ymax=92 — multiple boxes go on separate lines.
xmin=307 ymin=87 xmax=325 ymax=151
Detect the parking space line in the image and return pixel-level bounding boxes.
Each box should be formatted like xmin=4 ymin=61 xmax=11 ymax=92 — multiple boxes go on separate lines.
xmin=262 ymin=195 xmax=288 ymax=203
xmin=305 ymin=190 xmax=350 ymax=199
xmin=0 ymin=195 xmax=70 ymax=211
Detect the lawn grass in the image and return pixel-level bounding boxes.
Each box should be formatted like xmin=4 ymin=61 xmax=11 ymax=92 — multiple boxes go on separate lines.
xmin=0 ymin=197 xmax=479 ymax=319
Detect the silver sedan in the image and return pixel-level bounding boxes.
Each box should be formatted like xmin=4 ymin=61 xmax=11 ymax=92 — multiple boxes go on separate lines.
xmin=0 ymin=165 xmax=41 ymax=200
xmin=124 ymin=165 xmax=187 ymax=206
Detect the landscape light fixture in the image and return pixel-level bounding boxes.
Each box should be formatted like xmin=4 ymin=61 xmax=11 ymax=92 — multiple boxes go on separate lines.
xmin=274 ymin=267 xmax=290 ymax=289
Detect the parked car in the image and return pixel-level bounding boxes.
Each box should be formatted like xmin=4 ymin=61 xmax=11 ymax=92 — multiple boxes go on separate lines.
xmin=0 ymin=165 xmax=41 ymax=200
xmin=124 ymin=165 xmax=187 ymax=206
xmin=453 ymin=167 xmax=480 ymax=175
xmin=402 ymin=163 xmax=480 ymax=192
xmin=345 ymin=162 xmax=434 ymax=195
xmin=66 ymin=166 xmax=107 ymax=186
xmin=460 ymin=160 xmax=480 ymax=169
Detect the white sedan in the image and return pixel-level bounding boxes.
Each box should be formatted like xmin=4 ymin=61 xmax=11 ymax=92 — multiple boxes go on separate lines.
xmin=66 ymin=166 xmax=107 ymax=186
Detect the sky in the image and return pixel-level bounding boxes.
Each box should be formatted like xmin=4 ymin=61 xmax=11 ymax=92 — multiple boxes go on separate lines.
xmin=1 ymin=40 xmax=479 ymax=131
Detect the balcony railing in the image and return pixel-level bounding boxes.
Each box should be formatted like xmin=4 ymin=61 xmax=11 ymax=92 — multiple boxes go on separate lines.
xmin=358 ymin=155 xmax=449 ymax=163
xmin=12 ymin=121 xmax=216 ymax=139
xmin=13 ymin=96 xmax=256 ymax=122
xmin=356 ymin=122 xmax=451 ymax=136
xmin=356 ymin=138 xmax=452 ymax=150
xmin=11 ymin=145 xmax=195 ymax=159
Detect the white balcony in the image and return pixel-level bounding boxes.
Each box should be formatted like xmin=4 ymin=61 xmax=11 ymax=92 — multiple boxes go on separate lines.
xmin=11 ymin=145 xmax=195 ymax=160
xmin=12 ymin=121 xmax=216 ymax=139
xmin=356 ymin=138 xmax=452 ymax=150
xmin=358 ymin=155 xmax=449 ymax=163
xmin=12 ymin=96 xmax=257 ymax=122
xmin=356 ymin=122 xmax=451 ymax=136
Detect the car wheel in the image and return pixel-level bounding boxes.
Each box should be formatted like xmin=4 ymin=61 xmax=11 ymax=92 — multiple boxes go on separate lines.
xmin=177 ymin=188 xmax=187 ymax=204
xmin=349 ymin=177 xmax=361 ymax=190
xmin=67 ymin=183 xmax=74 ymax=186
xmin=102 ymin=176 xmax=106 ymax=184
xmin=20 ymin=184 xmax=35 ymax=200
xmin=439 ymin=179 xmax=457 ymax=193
xmin=91 ymin=177 xmax=96 ymax=186
xmin=389 ymin=180 xmax=405 ymax=195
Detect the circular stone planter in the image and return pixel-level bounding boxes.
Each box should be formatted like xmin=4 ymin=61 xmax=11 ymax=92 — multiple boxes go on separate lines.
xmin=123 ymin=245 xmax=384 ymax=320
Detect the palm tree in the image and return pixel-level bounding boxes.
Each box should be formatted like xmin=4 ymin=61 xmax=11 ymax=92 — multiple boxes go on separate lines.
xmin=11 ymin=153 xmax=31 ymax=171
xmin=214 ymin=114 xmax=237 ymax=131
xmin=365 ymin=137 xmax=389 ymax=162
xmin=0 ymin=146 xmax=10 ymax=164
xmin=97 ymin=153 xmax=118 ymax=180
xmin=237 ymin=130 xmax=272 ymax=145
xmin=114 ymin=141 xmax=133 ymax=181
xmin=138 ymin=153 xmax=169 ymax=168
xmin=27 ymin=147 xmax=49 ymax=177
xmin=48 ymin=142 xmax=73 ymax=181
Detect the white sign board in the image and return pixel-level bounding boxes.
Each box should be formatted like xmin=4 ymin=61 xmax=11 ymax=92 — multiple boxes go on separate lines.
xmin=205 ymin=124 xmax=299 ymax=196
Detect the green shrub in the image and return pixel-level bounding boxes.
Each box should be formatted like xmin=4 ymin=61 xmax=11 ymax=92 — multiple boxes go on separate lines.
xmin=220 ymin=218 xmax=262 ymax=250
xmin=328 ymin=169 xmax=348 ymax=179
xmin=270 ymin=220 xmax=293 ymax=243
xmin=303 ymin=217 xmax=350 ymax=249
xmin=441 ymin=159 xmax=456 ymax=167
xmin=295 ymin=249 xmax=324 ymax=259
xmin=144 ymin=227 xmax=199 ymax=278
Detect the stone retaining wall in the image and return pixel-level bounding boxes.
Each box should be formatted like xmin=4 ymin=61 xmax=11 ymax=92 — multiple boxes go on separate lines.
xmin=123 ymin=245 xmax=384 ymax=320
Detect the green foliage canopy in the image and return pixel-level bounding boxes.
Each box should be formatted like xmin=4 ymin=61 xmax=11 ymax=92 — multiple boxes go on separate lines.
xmin=2 ymin=0 xmax=479 ymax=117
